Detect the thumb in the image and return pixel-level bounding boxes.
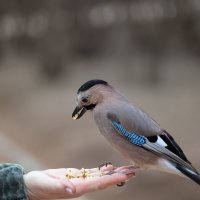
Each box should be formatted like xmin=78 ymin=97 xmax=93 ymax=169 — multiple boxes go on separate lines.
xmin=59 ymin=179 xmax=76 ymax=195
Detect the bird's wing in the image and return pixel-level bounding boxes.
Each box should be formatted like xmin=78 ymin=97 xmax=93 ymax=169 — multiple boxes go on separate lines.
xmin=111 ymin=120 xmax=197 ymax=173
xmin=148 ymin=130 xmax=190 ymax=164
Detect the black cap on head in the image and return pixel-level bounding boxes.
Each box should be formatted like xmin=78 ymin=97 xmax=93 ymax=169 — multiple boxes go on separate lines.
xmin=77 ymin=79 xmax=108 ymax=93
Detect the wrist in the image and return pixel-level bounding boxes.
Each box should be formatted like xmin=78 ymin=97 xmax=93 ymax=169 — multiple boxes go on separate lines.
xmin=23 ymin=173 xmax=36 ymax=200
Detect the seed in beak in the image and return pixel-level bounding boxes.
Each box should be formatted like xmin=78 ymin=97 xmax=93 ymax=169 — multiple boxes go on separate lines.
xmin=73 ymin=114 xmax=79 ymax=120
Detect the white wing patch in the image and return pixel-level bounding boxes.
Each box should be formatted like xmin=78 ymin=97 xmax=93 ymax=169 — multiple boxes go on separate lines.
xmin=156 ymin=136 xmax=168 ymax=147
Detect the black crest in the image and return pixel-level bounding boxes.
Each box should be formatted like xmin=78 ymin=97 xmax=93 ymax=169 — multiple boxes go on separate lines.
xmin=78 ymin=79 xmax=108 ymax=93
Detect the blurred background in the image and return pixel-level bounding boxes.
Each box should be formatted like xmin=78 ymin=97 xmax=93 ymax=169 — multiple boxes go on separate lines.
xmin=0 ymin=0 xmax=200 ymax=199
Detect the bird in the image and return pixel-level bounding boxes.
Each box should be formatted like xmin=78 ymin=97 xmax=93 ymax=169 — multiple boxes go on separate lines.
xmin=72 ymin=79 xmax=200 ymax=185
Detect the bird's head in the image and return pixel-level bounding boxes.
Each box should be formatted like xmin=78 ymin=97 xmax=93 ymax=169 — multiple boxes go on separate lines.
xmin=72 ymin=79 xmax=110 ymax=120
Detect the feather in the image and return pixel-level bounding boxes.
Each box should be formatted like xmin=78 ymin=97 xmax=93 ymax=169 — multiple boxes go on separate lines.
xmin=111 ymin=120 xmax=198 ymax=174
xmin=161 ymin=130 xmax=191 ymax=163
xmin=176 ymin=165 xmax=200 ymax=184
xmin=112 ymin=121 xmax=146 ymax=146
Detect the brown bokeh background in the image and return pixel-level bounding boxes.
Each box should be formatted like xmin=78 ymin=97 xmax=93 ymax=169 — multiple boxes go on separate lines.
xmin=0 ymin=1 xmax=200 ymax=200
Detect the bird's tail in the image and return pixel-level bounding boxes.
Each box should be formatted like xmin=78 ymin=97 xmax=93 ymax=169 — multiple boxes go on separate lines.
xmin=176 ymin=164 xmax=200 ymax=185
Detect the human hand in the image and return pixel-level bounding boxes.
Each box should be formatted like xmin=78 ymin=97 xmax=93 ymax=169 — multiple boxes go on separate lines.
xmin=24 ymin=164 xmax=136 ymax=200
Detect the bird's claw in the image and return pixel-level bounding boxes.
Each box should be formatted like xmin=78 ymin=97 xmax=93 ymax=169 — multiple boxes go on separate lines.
xmin=117 ymin=182 xmax=126 ymax=187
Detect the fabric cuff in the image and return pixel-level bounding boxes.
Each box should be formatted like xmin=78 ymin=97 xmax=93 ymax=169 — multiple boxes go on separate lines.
xmin=0 ymin=163 xmax=28 ymax=200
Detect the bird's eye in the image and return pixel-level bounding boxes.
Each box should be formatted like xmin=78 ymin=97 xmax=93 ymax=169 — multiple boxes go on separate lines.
xmin=81 ymin=98 xmax=88 ymax=103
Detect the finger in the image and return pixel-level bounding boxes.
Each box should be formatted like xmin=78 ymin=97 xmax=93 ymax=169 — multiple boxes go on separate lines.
xmin=99 ymin=164 xmax=116 ymax=172
xmin=59 ymin=179 xmax=76 ymax=195
xmin=72 ymin=172 xmax=129 ymax=196
xmin=83 ymin=165 xmax=138 ymax=178
xmin=113 ymin=165 xmax=140 ymax=175
xmin=98 ymin=162 xmax=114 ymax=171
xmin=44 ymin=179 xmax=76 ymax=200
xmin=85 ymin=164 xmax=115 ymax=174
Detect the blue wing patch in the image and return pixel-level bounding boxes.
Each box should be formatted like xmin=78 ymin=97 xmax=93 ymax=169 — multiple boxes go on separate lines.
xmin=112 ymin=121 xmax=146 ymax=146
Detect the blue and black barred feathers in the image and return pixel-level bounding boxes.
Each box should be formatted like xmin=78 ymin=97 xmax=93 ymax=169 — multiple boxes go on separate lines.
xmin=112 ymin=121 xmax=146 ymax=146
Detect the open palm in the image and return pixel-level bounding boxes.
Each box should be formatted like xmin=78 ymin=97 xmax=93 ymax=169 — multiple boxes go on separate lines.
xmin=24 ymin=164 xmax=136 ymax=200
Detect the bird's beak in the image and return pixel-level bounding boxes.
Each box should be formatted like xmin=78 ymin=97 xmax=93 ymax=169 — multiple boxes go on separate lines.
xmin=72 ymin=106 xmax=87 ymax=120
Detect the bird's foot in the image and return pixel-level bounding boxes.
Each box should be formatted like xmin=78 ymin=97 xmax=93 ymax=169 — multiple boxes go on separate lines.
xmin=98 ymin=162 xmax=113 ymax=170
xmin=105 ymin=165 xmax=140 ymax=176
xmin=104 ymin=165 xmax=139 ymax=187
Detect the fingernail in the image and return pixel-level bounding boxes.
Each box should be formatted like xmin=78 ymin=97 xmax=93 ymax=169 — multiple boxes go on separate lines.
xmin=65 ymin=188 xmax=73 ymax=194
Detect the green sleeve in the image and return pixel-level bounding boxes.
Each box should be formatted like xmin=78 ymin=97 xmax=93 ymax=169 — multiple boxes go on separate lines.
xmin=0 ymin=163 xmax=28 ymax=200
